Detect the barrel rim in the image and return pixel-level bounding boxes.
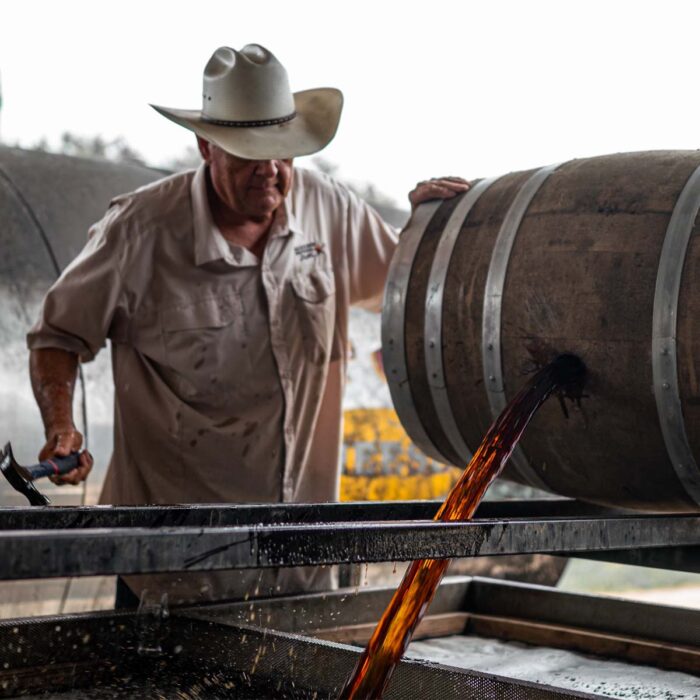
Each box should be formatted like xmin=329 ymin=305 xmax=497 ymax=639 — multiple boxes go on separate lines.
xmin=652 ymin=163 xmax=700 ymax=506
xmin=481 ymin=163 xmax=562 ymax=491
xmin=424 ymin=177 xmax=499 ymax=464
xmin=381 ymin=200 xmax=450 ymax=463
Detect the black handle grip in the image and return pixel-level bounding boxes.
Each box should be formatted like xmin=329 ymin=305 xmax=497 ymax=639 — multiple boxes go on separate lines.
xmin=26 ymin=452 xmax=81 ymax=480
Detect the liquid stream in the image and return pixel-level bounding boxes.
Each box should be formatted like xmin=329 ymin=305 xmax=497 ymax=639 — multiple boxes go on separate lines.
xmin=338 ymin=355 xmax=584 ymax=699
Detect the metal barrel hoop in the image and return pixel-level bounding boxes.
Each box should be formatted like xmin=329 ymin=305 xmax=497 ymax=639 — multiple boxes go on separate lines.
xmin=382 ymin=200 xmax=451 ymax=463
xmin=482 ymin=163 xmax=562 ymax=490
xmin=652 ymin=163 xmax=700 ymax=506
xmin=424 ymin=177 xmax=500 ymax=465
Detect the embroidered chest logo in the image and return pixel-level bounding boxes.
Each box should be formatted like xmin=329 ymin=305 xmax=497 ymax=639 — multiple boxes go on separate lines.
xmin=294 ymin=242 xmax=325 ymax=261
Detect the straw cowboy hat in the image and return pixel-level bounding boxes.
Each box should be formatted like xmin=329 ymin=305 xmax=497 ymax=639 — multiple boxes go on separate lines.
xmin=151 ymin=44 xmax=343 ymax=160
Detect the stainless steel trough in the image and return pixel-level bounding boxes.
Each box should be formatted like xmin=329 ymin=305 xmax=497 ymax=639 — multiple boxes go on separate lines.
xmin=0 ymin=500 xmax=698 ymax=698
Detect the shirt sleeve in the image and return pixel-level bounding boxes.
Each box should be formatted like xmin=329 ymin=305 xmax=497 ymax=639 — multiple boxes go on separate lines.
xmin=343 ymin=188 xmax=399 ymax=313
xmin=26 ymin=203 xmax=129 ymax=363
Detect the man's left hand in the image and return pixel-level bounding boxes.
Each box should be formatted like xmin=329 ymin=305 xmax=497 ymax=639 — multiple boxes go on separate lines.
xmin=408 ymin=177 xmax=471 ymax=211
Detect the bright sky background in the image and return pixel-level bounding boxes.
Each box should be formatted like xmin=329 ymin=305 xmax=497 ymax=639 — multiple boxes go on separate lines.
xmin=1 ymin=0 xmax=699 ymax=205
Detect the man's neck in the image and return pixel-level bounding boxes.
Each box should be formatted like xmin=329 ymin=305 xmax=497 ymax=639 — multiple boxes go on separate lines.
xmin=206 ymin=178 xmax=276 ymax=258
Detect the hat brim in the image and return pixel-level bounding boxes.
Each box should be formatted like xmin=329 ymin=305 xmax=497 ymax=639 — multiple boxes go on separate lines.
xmin=151 ymin=88 xmax=343 ymax=160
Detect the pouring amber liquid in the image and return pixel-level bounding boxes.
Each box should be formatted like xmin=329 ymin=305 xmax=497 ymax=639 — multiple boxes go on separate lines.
xmin=338 ymin=354 xmax=585 ymax=699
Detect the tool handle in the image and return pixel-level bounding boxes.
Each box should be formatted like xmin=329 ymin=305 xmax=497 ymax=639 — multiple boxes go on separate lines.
xmin=26 ymin=452 xmax=81 ymax=480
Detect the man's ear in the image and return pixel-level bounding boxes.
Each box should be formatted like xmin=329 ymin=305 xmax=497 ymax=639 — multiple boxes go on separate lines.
xmin=196 ymin=136 xmax=211 ymax=162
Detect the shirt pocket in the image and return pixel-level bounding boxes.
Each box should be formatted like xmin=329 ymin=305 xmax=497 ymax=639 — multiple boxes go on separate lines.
xmin=290 ymin=269 xmax=336 ymax=366
xmin=160 ymin=294 xmax=249 ymax=398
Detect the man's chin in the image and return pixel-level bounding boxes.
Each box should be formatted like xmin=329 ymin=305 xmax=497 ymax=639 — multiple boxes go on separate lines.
xmin=246 ymin=195 xmax=282 ymax=218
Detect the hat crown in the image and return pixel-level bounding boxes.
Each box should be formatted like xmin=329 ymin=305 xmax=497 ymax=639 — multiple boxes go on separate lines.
xmin=202 ymin=45 xmax=295 ymax=123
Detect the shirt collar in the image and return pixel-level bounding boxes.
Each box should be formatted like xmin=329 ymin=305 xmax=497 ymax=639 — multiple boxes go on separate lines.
xmin=191 ymin=163 xmax=297 ymax=267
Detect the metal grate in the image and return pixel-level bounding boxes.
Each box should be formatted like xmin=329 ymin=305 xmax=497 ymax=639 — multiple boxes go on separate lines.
xmin=173 ymin=617 xmax=607 ymax=699
xmin=0 ymin=609 xmax=606 ymax=699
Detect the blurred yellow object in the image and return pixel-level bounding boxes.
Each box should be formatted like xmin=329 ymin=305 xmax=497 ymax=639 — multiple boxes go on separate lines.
xmin=340 ymin=407 xmax=461 ymax=502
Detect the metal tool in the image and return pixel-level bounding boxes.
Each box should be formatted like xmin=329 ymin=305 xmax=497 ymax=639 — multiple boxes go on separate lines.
xmin=0 ymin=442 xmax=80 ymax=506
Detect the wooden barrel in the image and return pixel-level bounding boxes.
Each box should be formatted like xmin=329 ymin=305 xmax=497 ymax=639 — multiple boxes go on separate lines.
xmin=382 ymin=151 xmax=700 ymax=513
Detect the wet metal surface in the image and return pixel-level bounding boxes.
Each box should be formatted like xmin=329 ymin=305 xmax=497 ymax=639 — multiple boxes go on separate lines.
xmin=0 ymin=607 xmax=603 ymax=699
xmin=0 ymin=511 xmax=699 ymax=580
xmin=3 ymin=577 xmax=698 ymax=698
xmin=407 ymin=635 xmax=700 ymax=699
xmin=0 ymin=499 xmax=628 ymax=530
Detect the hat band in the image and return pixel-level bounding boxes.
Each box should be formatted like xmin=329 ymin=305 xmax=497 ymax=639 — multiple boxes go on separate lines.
xmin=201 ymin=111 xmax=297 ymax=128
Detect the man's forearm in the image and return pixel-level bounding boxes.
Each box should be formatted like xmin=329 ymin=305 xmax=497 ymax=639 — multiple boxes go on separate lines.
xmin=29 ymin=348 xmax=79 ymax=436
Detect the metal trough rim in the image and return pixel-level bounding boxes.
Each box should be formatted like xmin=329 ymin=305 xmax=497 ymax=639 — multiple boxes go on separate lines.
xmin=0 ymin=511 xmax=699 ymax=580
xmin=0 ymin=499 xmax=638 ymax=530
xmin=1 ymin=577 xmax=698 ymax=698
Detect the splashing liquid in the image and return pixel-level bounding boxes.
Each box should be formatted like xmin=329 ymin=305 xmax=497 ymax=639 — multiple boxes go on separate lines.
xmin=338 ymin=354 xmax=586 ymax=699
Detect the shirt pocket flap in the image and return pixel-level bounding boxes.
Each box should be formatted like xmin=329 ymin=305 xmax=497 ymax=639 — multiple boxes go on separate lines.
xmin=161 ymin=295 xmax=240 ymax=331
xmin=291 ymin=270 xmax=336 ymax=303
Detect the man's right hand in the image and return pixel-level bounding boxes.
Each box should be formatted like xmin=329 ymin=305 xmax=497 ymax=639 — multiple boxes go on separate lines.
xmin=30 ymin=348 xmax=93 ymax=485
xmin=38 ymin=425 xmax=93 ymax=485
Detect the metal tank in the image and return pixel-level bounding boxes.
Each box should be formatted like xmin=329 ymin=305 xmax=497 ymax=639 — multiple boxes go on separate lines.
xmin=0 ymin=146 xmax=163 ymax=615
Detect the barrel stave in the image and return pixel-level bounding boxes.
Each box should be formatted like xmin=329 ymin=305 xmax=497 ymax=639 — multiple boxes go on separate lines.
xmin=442 ymin=170 xmax=538 ymax=478
xmin=405 ymin=195 xmax=464 ymax=465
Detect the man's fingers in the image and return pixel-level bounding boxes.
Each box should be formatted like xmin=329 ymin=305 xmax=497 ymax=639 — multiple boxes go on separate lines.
xmin=47 ymin=448 xmax=92 ymax=486
xmin=49 ymin=468 xmax=79 ymax=486
xmin=414 ymin=180 xmax=469 ymax=192
xmin=408 ymin=176 xmax=472 ymax=210
xmin=410 ymin=183 xmax=464 ymax=207
xmin=48 ymin=465 xmax=91 ymax=486
xmin=77 ymin=451 xmax=94 ymax=479
xmin=55 ymin=431 xmax=82 ymax=456
xmin=423 ymin=185 xmax=460 ymax=198
xmin=430 ymin=176 xmax=471 ymax=187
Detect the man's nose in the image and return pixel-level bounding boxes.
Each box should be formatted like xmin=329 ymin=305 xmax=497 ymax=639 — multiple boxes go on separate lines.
xmin=254 ymin=160 xmax=278 ymax=177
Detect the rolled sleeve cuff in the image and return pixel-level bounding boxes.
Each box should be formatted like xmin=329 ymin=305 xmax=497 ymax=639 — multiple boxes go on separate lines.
xmin=26 ymin=330 xmax=98 ymax=363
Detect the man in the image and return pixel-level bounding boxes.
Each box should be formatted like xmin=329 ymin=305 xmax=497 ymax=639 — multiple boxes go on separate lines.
xmin=27 ymin=44 xmax=470 ymax=605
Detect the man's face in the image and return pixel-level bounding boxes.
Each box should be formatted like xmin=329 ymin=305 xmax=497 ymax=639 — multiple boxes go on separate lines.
xmin=197 ymin=137 xmax=293 ymax=222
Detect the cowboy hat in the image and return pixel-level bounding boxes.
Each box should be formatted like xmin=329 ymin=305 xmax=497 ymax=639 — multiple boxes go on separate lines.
xmin=151 ymin=44 xmax=343 ymax=160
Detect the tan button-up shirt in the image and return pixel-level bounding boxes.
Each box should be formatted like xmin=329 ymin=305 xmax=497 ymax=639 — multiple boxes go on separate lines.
xmin=29 ymin=163 xmax=398 ymax=504
xmin=27 ymin=164 xmax=398 ymax=602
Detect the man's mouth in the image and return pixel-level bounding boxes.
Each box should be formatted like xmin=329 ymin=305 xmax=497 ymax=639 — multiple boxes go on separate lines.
xmin=251 ymin=185 xmax=278 ymax=195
